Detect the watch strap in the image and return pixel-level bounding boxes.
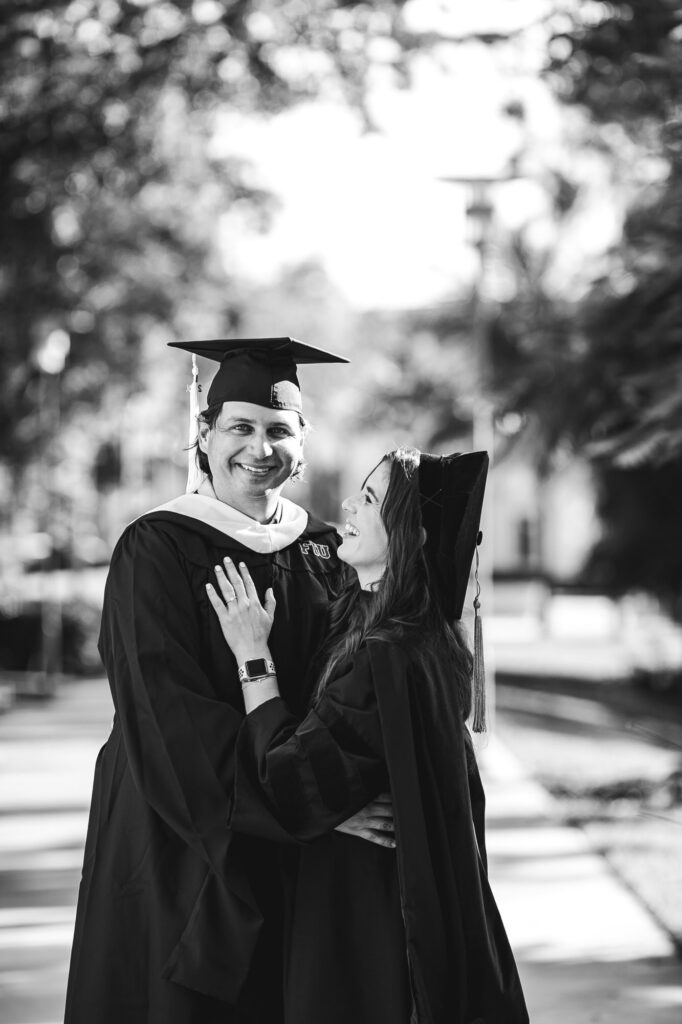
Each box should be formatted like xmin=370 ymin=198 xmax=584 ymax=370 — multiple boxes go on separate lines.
xmin=238 ymin=659 xmax=276 ymax=683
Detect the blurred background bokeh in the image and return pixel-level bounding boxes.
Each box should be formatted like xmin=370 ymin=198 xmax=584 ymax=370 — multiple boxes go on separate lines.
xmin=1 ymin=0 xmax=682 ymax=1020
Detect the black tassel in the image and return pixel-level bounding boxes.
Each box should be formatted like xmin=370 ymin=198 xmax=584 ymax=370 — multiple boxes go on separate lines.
xmin=472 ymin=597 xmax=486 ymax=732
xmin=471 ymin=545 xmax=486 ymax=732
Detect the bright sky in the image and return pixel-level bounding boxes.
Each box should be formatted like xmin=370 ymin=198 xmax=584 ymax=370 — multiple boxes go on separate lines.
xmin=213 ymin=0 xmax=618 ymax=309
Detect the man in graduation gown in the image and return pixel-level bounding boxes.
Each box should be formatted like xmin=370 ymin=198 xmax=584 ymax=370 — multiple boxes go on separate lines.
xmin=64 ymin=338 xmax=364 ymax=1024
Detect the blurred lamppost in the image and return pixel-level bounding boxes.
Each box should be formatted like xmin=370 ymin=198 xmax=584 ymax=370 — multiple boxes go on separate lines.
xmin=438 ymin=170 xmax=518 ymax=733
xmin=34 ymin=327 xmax=71 ymax=696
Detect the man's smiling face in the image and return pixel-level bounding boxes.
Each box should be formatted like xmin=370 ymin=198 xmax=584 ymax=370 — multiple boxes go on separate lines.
xmin=198 ymin=401 xmax=304 ymax=513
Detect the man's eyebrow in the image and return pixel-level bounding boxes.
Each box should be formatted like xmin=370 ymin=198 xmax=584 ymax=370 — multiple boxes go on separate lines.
xmin=222 ymin=416 xmax=293 ymax=427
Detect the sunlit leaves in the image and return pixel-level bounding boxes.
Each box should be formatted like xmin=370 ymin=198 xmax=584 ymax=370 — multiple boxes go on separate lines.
xmin=0 ymin=0 xmax=422 ymax=539
xmin=548 ymin=0 xmax=682 ymax=131
xmin=531 ymin=2 xmax=682 ymax=610
xmin=541 ymin=0 xmax=682 ymax=464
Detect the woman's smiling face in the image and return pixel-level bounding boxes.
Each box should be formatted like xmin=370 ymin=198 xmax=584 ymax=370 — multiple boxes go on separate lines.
xmin=338 ymin=459 xmax=391 ymax=589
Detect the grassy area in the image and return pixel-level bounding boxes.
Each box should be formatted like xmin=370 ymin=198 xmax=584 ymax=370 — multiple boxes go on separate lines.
xmin=495 ymin=677 xmax=682 ymax=955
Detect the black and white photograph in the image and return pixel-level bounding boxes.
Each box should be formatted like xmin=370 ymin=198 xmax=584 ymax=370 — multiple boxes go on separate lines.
xmin=1 ymin=1 xmax=681 ymax=1022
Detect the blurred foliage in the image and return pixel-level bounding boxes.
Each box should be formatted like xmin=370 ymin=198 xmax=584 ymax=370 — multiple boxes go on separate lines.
xmin=0 ymin=0 xmax=414 ymax=482
xmin=3 ymin=0 xmax=527 ymax=556
xmin=547 ymin=0 xmax=682 ymax=131
xmin=541 ymin=1 xmax=682 ymax=615
xmin=486 ymin=235 xmax=582 ymax=474
xmin=354 ymin=2 xmax=682 ymax=614
xmin=4 ymin=0 xmax=681 ymax=617
xmin=542 ymin=0 xmax=682 ymax=464
xmin=481 ymin=1 xmax=682 ymax=471
xmin=584 ymin=462 xmax=682 ymax=620
xmin=346 ymin=304 xmax=477 ymax=449
xmin=312 ymin=1 xmax=682 ymax=473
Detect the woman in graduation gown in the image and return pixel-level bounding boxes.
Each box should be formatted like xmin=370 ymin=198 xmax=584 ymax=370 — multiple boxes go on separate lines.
xmin=207 ymin=446 xmax=530 ymax=1024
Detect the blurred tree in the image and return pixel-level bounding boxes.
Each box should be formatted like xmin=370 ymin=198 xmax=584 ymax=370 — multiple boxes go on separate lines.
xmin=541 ymin=0 xmax=682 ymax=463
xmin=548 ymin=0 xmax=682 ymax=132
xmin=0 ymin=0 xmax=416 ymax=489
xmin=546 ymin=2 xmax=682 ymax=618
xmin=491 ymin=0 xmax=682 ymax=616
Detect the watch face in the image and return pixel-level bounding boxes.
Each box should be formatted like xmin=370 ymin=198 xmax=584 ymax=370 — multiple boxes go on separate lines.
xmin=245 ymin=658 xmax=269 ymax=678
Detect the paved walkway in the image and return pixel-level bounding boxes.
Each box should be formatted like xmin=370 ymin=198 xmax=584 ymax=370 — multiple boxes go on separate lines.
xmin=478 ymin=736 xmax=682 ymax=1023
xmin=0 ymin=679 xmax=109 ymax=1024
xmin=0 ymin=677 xmax=680 ymax=1023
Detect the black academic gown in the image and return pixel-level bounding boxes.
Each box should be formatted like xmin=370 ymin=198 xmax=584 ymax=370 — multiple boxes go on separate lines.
xmin=64 ymin=509 xmax=350 ymax=1024
xmin=230 ymin=641 xmax=530 ymax=1024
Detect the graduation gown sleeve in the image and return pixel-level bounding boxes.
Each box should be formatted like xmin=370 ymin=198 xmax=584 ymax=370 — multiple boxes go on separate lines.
xmin=230 ymin=646 xmax=388 ymax=842
xmin=99 ymin=518 xmax=246 ymax=873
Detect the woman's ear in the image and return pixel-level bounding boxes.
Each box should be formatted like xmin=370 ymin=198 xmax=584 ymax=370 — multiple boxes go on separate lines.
xmin=198 ymin=421 xmax=210 ymax=453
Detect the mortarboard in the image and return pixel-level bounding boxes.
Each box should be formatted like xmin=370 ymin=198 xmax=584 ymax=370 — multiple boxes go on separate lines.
xmin=168 ymin=336 xmax=349 ymax=413
xmin=168 ymin=336 xmax=349 ymax=492
xmin=418 ymin=450 xmax=490 ymax=730
xmin=418 ymin=451 xmax=489 ymax=621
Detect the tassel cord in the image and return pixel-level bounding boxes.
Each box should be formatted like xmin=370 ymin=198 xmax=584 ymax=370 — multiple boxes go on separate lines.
xmin=186 ymin=354 xmax=204 ymax=494
xmin=471 ymin=546 xmax=487 ymax=733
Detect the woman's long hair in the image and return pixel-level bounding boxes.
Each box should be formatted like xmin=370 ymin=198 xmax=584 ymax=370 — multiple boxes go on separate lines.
xmin=315 ymin=447 xmax=473 ymax=719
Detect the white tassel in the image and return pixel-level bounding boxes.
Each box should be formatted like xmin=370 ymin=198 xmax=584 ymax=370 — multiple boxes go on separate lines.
xmin=186 ymin=354 xmax=205 ymax=494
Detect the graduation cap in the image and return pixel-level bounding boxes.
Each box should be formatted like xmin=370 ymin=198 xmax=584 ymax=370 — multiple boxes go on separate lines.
xmin=168 ymin=336 xmax=349 ymax=413
xmin=418 ymin=451 xmax=488 ymax=621
xmin=418 ymin=450 xmax=490 ymax=730
xmin=168 ymin=336 xmax=349 ymax=492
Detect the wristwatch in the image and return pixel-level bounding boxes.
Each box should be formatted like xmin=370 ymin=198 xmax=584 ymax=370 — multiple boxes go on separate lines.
xmin=238 ymin=658 xmax=276 ymax=684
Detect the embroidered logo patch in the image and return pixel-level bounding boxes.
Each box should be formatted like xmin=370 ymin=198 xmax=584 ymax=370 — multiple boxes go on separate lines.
xmin=299 ymin=541 xmax=330 ymax=559
xmin=271 ymin=380 xmax=300 ymax=408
